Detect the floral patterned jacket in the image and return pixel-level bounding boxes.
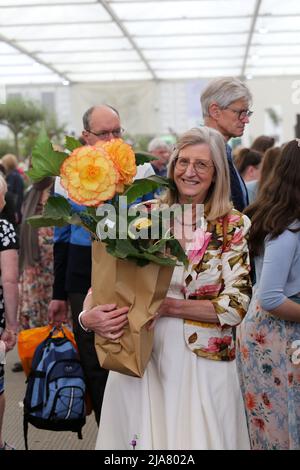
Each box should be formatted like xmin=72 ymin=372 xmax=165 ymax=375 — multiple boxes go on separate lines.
xmin=183 ymin=208 xmax=252 ymax=361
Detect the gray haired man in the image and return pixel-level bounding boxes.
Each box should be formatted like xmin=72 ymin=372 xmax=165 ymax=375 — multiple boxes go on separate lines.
xmin=148 ymin=137 xmax=171 ymax=177
xmin=201 ymin=77 xmax=253 ymax=211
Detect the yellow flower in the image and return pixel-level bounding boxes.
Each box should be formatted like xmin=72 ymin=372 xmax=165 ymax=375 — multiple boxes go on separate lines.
xmin=128 ymin=217 xmax=152 ymax=239
xmin=60 ymin=145 xmax=119 ymax=206
xmin=96 ymin=139 xmax=137 ymax=192
xmin=134 ymin=217 xmax=152 ymax=230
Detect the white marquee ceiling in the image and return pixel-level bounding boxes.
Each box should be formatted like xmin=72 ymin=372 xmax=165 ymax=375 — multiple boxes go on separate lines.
xmin=0 ymin=0 xmax=300 ymax=85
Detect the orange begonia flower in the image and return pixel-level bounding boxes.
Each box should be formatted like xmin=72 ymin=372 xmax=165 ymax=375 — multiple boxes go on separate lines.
xmin=60 ymin=145 xmax=119 ymax=206
xmin=96 ymin=138 xmax=137 ymax=193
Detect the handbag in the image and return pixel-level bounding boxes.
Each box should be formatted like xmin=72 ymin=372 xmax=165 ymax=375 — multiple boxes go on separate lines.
xmin=18 ymin=324 xmax=76 ymax=377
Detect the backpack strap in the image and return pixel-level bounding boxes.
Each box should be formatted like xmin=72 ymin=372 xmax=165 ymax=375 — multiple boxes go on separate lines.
xmin=24 ymin=415 xmax=29 ymax=450
xmin=30 ymin=370 xmax=46 ymax=379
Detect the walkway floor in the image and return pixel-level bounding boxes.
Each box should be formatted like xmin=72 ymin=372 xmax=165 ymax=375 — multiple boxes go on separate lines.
xmin=3 ymin=347 xmax=98 ymax=450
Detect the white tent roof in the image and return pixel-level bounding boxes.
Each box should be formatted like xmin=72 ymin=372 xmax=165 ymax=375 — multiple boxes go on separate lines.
xmin=1 ymin=0 xmax=300 ymax=85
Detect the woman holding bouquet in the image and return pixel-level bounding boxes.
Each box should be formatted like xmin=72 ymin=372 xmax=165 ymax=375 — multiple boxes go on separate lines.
xmin=81 ymin=127 xmax=252 ymax=450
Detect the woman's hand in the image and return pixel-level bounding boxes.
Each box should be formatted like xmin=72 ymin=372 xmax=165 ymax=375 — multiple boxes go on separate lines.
xmin=157 ymin=297 xmax=175 ymax=316
xmin=148 ymin=297 xmax=177 ymax=330
xmin=81 ymin=303 xmax=129 ymax=340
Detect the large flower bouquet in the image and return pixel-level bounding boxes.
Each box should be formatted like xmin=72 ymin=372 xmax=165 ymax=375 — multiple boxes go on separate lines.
xmin=27 ymin=131 xmax=186 ymax=268
xmin=28 ymin=131 xmax=187 ymax=377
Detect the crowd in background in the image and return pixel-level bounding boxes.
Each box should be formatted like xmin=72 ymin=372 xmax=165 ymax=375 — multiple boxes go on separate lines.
xmin=0 ymin=77 xmax=299 ymax=451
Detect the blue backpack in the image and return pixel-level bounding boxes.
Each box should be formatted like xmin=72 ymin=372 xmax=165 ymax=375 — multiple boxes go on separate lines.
xmin=23 ymin=327 xmax=86 ymax=450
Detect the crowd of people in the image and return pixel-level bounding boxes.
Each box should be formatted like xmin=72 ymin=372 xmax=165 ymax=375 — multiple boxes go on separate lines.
xmin=0 ymin=76 xmax=299 ymax=451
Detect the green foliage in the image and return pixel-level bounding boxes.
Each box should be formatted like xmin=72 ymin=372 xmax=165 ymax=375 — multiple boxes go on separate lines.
xmin=123 ymin=176 xmax=173 ymax=205
xmin=126 ymin=134 xmax=154 ymax=152
xmin=21 ymin=113 xmax=67 ymax=158
xmin=135 ymin=150 xmax=158 ymax=165
xmin=0 ymin=97 xmax=44 ymax=133
xmin=0 ymin=139 xmax=15 ymax=157
xmin=44 ymin=113 xmax=67 ymax=141
xmin=27 ymin=132 xmax=187 ymax=267
xmin=44 ymin=195 xmax=72 ymax=219
xmin=65 ymin=136 xmax=82 ymax=152
xmin=27 ymin=128 xmax=67 ymax=181
xmin=0 ymin=97 xmax=44 ymax=157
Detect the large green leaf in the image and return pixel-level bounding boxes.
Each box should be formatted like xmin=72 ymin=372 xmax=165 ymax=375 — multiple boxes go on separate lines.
xmin=123 ymin=175 xmax=173 ymax=205
xmin=65 ymin=135 xmax=82 ymax=152
xmin=27 ymin=195 xmax=72 ymax=228
xmin=27 ymin=128 xmax=68 ymax=181
xmin=135 ymin=151 xmax=158 ymax=165
xmin=43 ymin=195 xmax=72 ymax=219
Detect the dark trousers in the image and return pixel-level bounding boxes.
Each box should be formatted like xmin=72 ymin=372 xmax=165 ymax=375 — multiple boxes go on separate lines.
xmin=69 ymin=292 xmax=108 ymax=426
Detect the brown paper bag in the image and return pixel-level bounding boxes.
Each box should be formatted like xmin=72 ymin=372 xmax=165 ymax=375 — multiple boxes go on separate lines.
xmin=92 ymin=241 xmax=174 ymax=377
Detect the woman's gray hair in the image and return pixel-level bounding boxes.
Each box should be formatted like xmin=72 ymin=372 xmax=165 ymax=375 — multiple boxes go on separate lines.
xmin=0 ymin=174 xmax=7 ymax=195
xmin=200 ymin=77 xmax=252 ymax=117
xmin=164 ymin=127 xmax=232 ymax=221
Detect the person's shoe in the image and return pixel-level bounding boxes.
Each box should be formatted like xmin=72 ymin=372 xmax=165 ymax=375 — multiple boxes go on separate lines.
xmin=11 ymin=362 xmax=23 ymax=372
xmin=0 ymin=441 xmax=15 ymax=450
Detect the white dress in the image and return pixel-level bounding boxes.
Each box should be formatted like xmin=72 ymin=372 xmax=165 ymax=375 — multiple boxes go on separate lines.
xmin=96 ymin=265 xmax=250 ymax=450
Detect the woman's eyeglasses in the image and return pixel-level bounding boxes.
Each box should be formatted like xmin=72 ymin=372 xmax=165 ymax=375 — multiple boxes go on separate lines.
xmin=175 ymin=158 xmax=214 ymax=173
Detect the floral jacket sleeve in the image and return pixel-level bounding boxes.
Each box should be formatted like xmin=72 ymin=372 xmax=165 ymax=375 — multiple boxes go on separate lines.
xmin=183 ymin=209 xmax=252 ymax=361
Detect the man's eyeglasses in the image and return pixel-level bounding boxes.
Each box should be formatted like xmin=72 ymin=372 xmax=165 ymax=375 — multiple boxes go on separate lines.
xmin=225 ymin=107 xmax=253 ymax=120
xmin=175 ymin=157 xmax=214 ymax=173
xmin=85 ymin=127 xmax=125 ymax=140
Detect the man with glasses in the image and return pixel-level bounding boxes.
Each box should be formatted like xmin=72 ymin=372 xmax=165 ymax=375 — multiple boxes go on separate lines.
xmin=200 ymin=77 xmax=253 ymax=211
xmin=82 ymin=104 xmax=124 ymax=144
xmin=48 ymin=104 xmax=153 ymax=426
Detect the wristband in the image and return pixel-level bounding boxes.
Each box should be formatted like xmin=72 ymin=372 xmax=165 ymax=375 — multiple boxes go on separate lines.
xmin=78 ymin=310 xmax=91 ymax=333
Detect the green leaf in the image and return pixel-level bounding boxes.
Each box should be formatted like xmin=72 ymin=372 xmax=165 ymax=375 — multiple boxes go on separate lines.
xmin=142 ymin=252 xmax=177 ymax=266
xmin=135 ymin=151 xmax=158 ymax=165
xmin=65 ymin=135 xmax=82 ymax=152
xmin=27 ymin=215 xmax=70 ymax=228
xmin=123 ymin=175 xmax=173 ymax=205
xmin=114 ymin=239 xmax=140 ymax=258
xmin=27 ymin=128 xmax=68 ymax=181
xmin=27 ymin=195 xmax=73 ymax=228
xmin=146 ymin=238 xmax=169 ymax=254
xmin=167 ymin=238 xmax=188 ymax=267
xmin=43 ymin=195 xmax=72 ymax=219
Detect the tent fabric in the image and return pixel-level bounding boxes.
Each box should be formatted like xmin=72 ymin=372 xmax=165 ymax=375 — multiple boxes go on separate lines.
xmin=0 ymin=0 xmax=300 ymax=85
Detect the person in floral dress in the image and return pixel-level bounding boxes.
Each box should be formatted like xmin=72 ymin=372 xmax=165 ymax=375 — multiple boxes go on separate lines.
xmin=237 ymin=139 xmax=300 ymax=450
xmin=18 ymin=178 xmax=54 ymax=329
